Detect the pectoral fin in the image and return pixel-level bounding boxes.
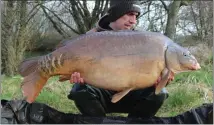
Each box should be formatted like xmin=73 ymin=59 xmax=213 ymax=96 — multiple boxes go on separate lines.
xmin=111 ymin=88 xmax=133 ymax=103
xmin=155 ymin=68 xmax=171 ymax=94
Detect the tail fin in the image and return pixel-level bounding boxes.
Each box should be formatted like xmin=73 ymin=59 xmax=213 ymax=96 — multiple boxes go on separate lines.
xmin=18 ymin=56 xmax=41 ymax=77
xmin=21 ymin=70 xmax=49 ymax=103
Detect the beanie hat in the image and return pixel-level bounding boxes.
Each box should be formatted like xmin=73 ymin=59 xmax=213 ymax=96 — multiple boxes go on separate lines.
xmin=96 ymin=1 xmax=141 ymax=31
xmin=107 ymin=1 xmax=141 ymax=22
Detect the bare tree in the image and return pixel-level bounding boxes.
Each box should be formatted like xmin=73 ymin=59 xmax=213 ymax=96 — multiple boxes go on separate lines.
xmin=137 ymin=0 xmax=190 ymax=39
xmin=161 ymin=0 xmax=190 ymax=39
xmin=39 ymin=0 xmax=109 ymax=37
xmin=146 ymin=1 xmax=167 ymax=32
xmin=2 ymin=1 xmax=41 ymax=75
xmin=191 ymin=1 xmax=213 ymax=46
xmin=177 ymin=0 xmax=213 ymax=46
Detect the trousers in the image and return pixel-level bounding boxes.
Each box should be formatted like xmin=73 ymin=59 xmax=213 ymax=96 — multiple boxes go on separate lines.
xmin=68 ymin=83 xmax=168 ymax=117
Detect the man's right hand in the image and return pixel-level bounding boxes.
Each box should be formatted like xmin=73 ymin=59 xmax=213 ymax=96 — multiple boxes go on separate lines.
xmin=70 ymin=72 xmax=84 ymax=84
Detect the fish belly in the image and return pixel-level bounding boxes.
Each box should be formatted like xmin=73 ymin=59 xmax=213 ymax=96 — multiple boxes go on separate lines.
xmin=61 ymin=55 xmax=165 ymax=91
xmin=50 ymin=31 xmax=167 ymax=91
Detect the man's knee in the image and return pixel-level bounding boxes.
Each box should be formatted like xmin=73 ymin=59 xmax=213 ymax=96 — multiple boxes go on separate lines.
xmin=68 ymin=84 xmax=106 ymax=116
xmin=67 ymin=83 xmax=87 ymax=100
xmin=147 ymin=88 xmax=169 ymax=112
xmin=155 ymin=88 xmax=169 ymax=102
xmin=128 ymin=88 xmax=168 ymax=118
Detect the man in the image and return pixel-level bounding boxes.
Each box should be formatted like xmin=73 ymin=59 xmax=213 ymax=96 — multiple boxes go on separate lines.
xmin=86 ymin=2 xmax=139 ymax=32
xmin=67 ymin=1 xmax=170 ymax=118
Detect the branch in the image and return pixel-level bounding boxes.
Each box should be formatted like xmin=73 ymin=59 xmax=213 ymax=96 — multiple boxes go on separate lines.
xmin=91 ymin=0 xmax=102 ymax=26
xmin=180 ymin=1 xmax=190 ymax=7
xmin=70 ymin=3 xmax=86 ymax=33
xmin=41 ymin=4 xmax=80 ymax=34
xmin=159 ymin=0 xmax=169 ymax=12
xmin=101 ymin=0 xmax=109 ymax=16
xmin=81 ymin=0 xmax=91 ymax=17
xmin=70 ymin=0 xmax=84 ymax=18
xmin=138 ymin=9 xmax=151 ymax=19
xmin=92 ymin=0 xmax=100 ymax=18
xmin=26 ymin=3 xmax=40 ymax=18
xmin=99 ymin=0 xmax=104 ymax=14
xmin=190 ymin=4 xmax=200 ymax=36
xmin=26 ymin=7 xmax=40 ymax=24
xmin=146 ymin=1 xmax=152 ymax=21
xmin=41 ymin=5 xmax=68 ymax=38
xmin=68 ymin=0 xmax=87 ymax=33
xmin=77 ymin=0 xmax=91 ymax=29
xmin=140 ymin=0 xmax=151 ymax=5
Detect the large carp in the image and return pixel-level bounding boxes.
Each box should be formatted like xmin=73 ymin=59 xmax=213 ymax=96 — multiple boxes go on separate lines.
xmin=19 ymin=30 xmax=201 ymax=103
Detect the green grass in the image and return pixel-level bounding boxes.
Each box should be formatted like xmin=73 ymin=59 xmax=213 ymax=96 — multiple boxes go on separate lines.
xmin=171 ymin=63 xmax=213 ymax=87
xmin=1 ymin=51 xmax=213 ymax=117
xmin=155 ymin=62 xmax=213 ymax=117
xmin=1 ymin=75 xmax=79 ymax=113
xmin=156 ymin=83 xmax=209 ymax=117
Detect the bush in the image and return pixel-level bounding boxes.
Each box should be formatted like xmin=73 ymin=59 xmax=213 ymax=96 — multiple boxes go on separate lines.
xmin=187 ymin=43 xmax=212 ymax=63
xmin=28 ymin=31 xmax=78 ymax=51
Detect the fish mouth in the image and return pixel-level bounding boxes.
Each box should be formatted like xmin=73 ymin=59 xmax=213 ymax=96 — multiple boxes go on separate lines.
xmin=189 ymin=63 xmax=201 ymax=70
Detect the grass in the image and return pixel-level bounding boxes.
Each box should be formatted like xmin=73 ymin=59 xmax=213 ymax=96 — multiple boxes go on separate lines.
xmin=1 ymin=75 xmax=79 ymax=113
xmin=1 ymin=51 xmax=213 ymax=117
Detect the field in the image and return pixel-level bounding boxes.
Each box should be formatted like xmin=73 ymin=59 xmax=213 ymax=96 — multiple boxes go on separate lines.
xmin=1 ymin=51 xmax=213 ymax=117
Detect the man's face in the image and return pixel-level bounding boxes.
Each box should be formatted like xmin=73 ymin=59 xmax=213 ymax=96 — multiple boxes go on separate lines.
xmin=111 ymin=12 xmax=138 ymax=30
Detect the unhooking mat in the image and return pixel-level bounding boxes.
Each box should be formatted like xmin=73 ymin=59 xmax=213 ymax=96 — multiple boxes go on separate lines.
xmin=1 ymin=99 xmax=213 ymax=124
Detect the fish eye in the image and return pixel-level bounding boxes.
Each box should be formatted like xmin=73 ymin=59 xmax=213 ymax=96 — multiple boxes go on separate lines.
xmin=183 ymin=52 xmax=188 ymax=57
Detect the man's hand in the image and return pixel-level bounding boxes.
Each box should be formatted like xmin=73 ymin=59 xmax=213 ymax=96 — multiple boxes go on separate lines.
xmin=70 ymin=72 xmax=84 ymax=84
xmin=154 ymin=74 xmax=174 ymax=87
xmin=168 ymin=71 xmax=175 ymax=83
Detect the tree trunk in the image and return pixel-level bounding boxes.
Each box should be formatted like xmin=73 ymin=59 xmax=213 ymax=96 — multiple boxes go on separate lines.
xmin=164 ymin=1 xmax=181 ymax=39
xmin=2 ymin=0 xmax=36 ymax=76
xmin=2 ymin=1 xmax=16 ymax=75
xmin=15 ymin=0 xmax=28 ymax=74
